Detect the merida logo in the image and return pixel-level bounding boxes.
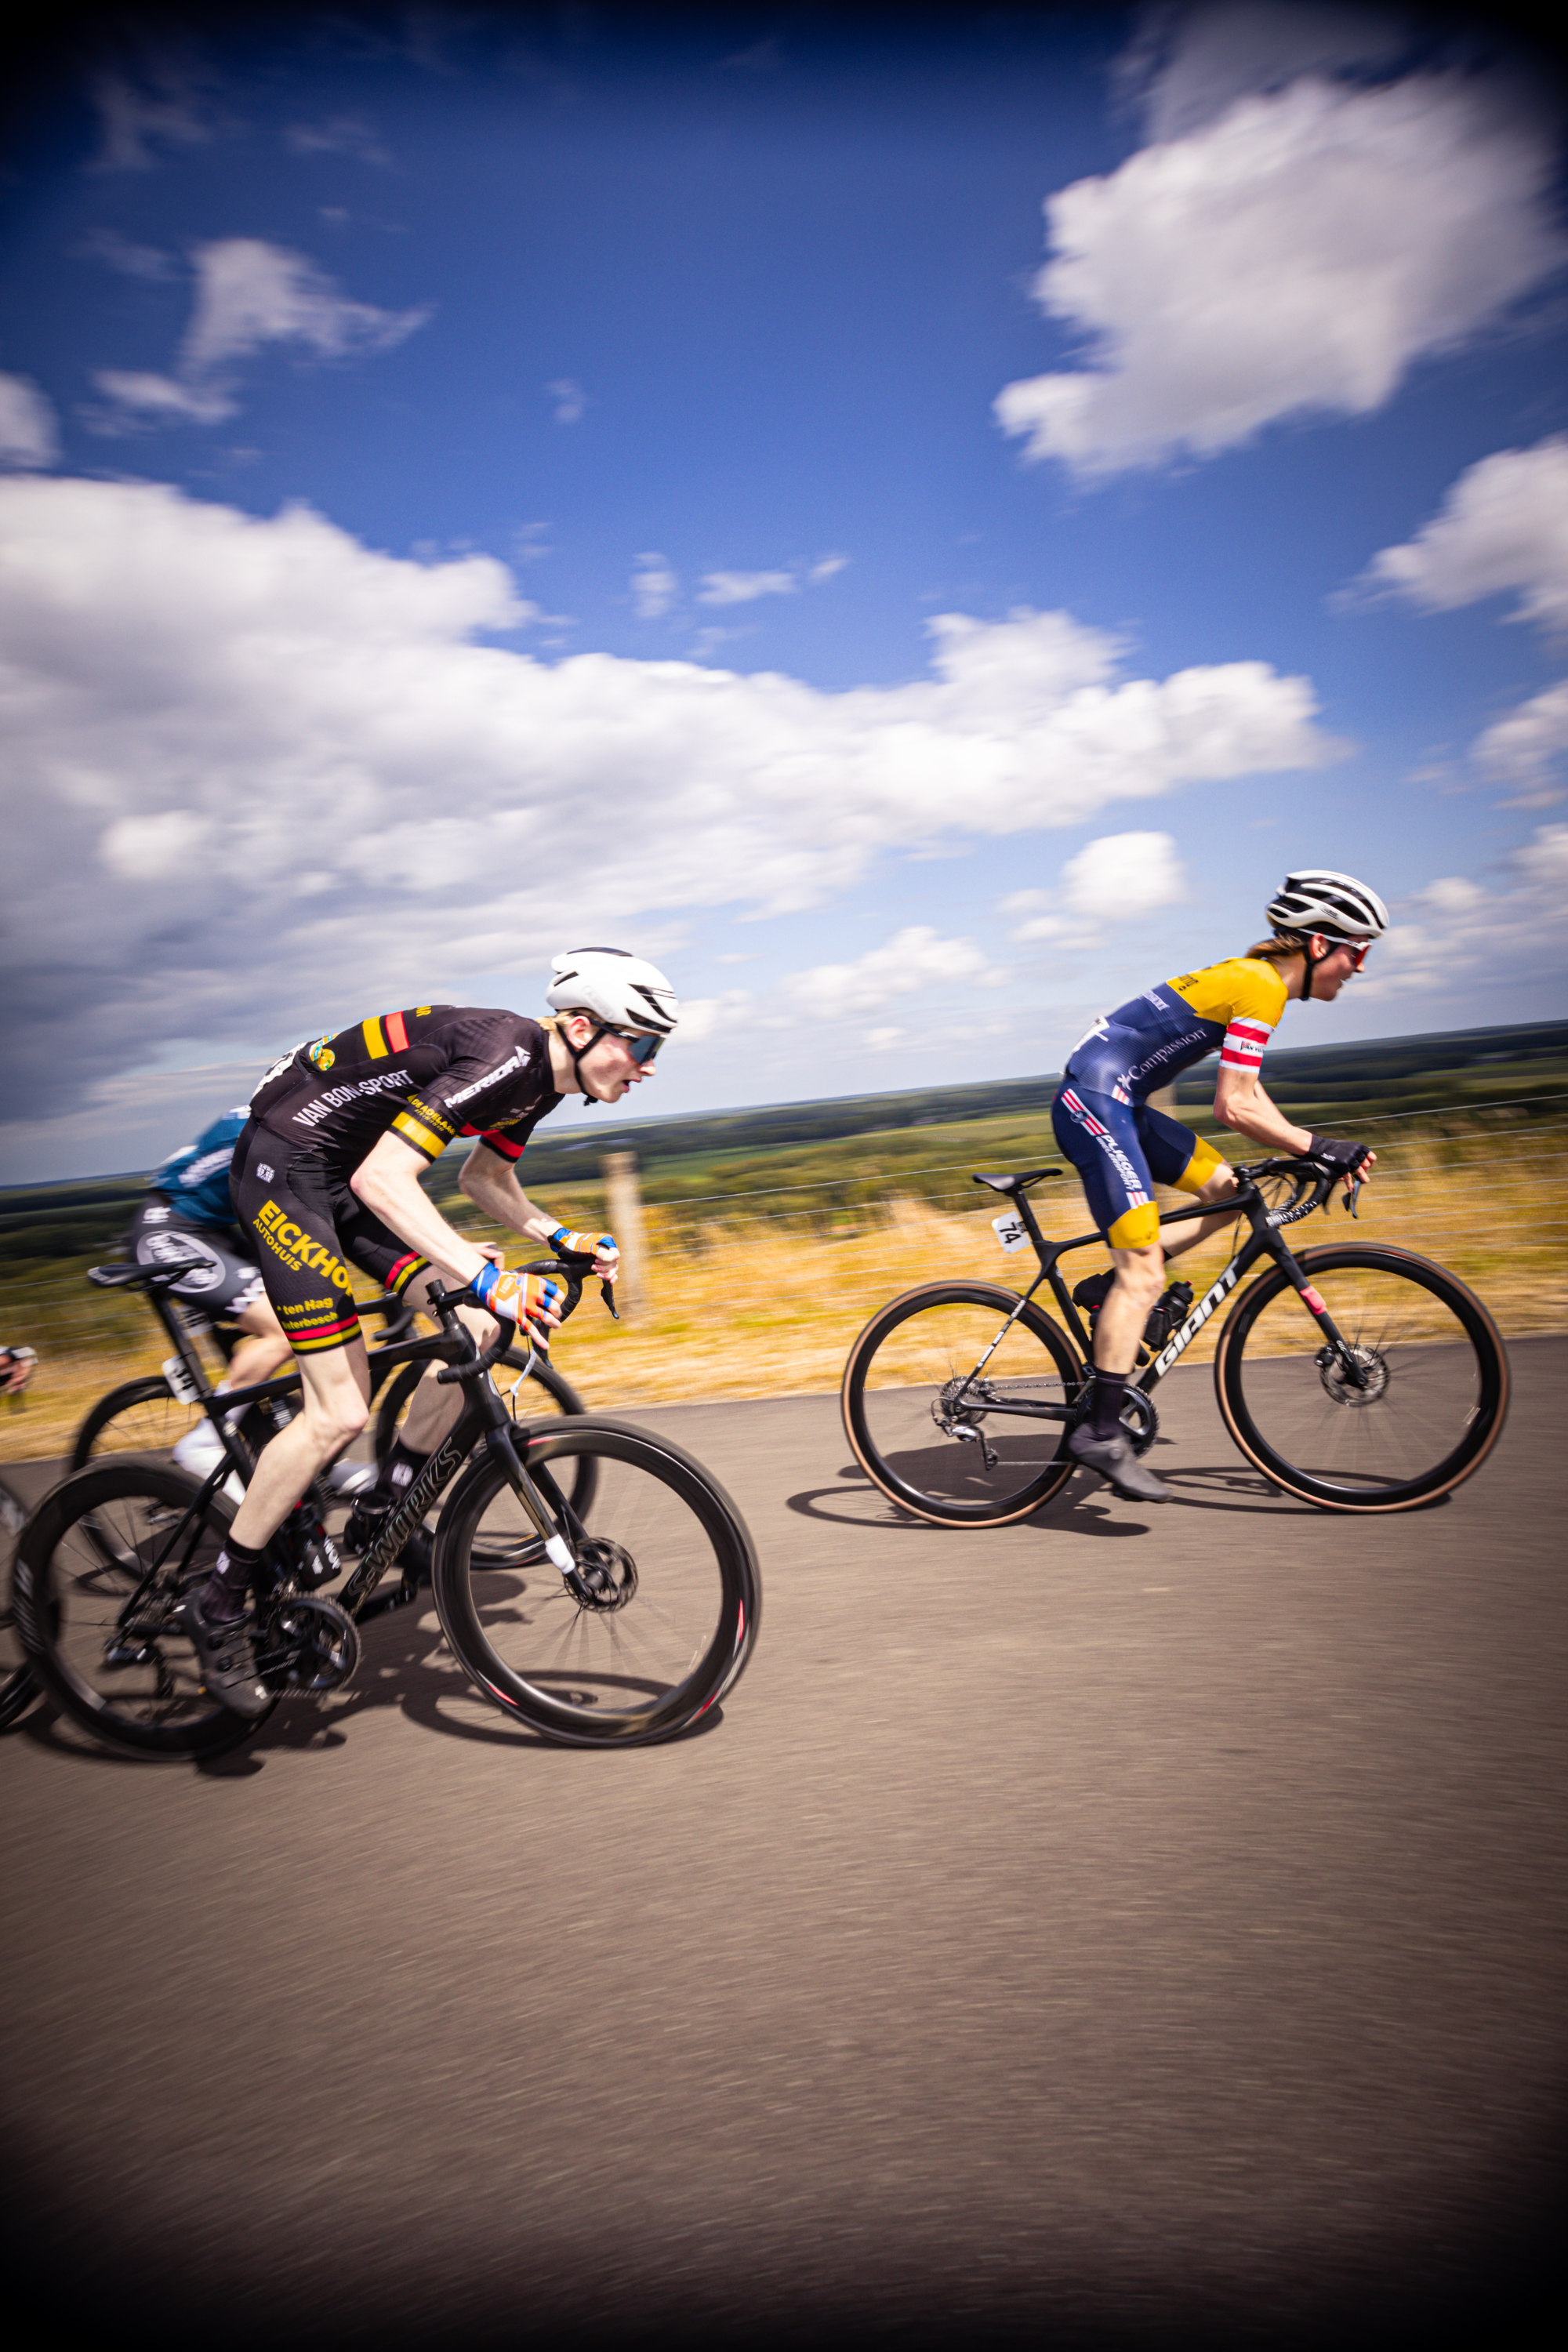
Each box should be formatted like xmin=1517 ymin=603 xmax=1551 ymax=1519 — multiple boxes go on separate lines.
xmin=447 ymin=1047 xmax=528 ymax=1106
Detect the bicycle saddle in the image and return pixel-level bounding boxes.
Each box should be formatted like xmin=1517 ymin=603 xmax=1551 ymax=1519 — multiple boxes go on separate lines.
xmin=971 ymin=1167 xmax=1060 ymax=1196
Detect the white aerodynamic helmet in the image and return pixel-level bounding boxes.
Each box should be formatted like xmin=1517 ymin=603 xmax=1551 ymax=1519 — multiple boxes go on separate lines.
xmin=1265 ymin=869 xmax=1388 ymax=942
xmin=546 ymin=947 xmax=681 ymax=1036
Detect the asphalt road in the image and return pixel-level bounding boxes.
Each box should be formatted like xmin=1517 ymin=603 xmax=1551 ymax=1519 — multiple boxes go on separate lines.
xmin=4 ymin=1341 xmax=1566 ymax=2350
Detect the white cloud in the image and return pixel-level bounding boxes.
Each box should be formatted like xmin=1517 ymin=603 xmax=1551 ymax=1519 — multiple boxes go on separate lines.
xmin=1360 ymin=826 xmax=1568 ymax=999
xmin=78 ymin=226 xmax=177 ymax=281
xmin=285 ymin=115 xmax=391 ymax=165
xmin=91 ymin=66 xmax=216 ymax=172
xmin=1472 ymin=680 xmax=1568 ymax=806
xmin=547 ymin=378 xmax=586 ymax=424
xmin=782 ymin=929 xmax=1009 ymax=1022
xmin=91 ymin=371 xmax=238 ymax=425
xmin=996 ymin=69 xmax=1566 ymax=477
xmin=1359 ymin=435 xmax=1568 ymax=632
xmin=1004 ymin=829 xmax=1186 ymax=941
xmin=0 ymin=477 xmax=1341 ymax=1131
xmin=676 ymin=990 xmax=757 ymax=1044
xmin=90 ymin=240 xmax=428 ymax=432
xmin=631 ymin=552 xmax=678 ymax=619
xmin=697 ymin=554 xmax=849 ymax=604
xmin=1121 ymin=2 xmax=1410 ymax=144
xmin=699 ymin=569 xmax=798 ymax=606
xmin=0 ymin=374 xmax=59 ymax=469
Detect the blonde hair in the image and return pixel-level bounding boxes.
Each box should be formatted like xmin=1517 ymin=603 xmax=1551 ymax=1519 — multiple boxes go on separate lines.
xmin=1243 ymin=933 xmax=1305 ymax=967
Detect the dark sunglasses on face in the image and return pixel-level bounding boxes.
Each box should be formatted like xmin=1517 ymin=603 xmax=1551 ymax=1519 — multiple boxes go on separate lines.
xmin=606 ymin=1026 xmax=663 ymax=1063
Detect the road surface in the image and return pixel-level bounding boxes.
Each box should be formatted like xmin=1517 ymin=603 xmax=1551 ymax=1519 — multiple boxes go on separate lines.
xmin=3 ymin=1340 xmax=1566 ymax=2347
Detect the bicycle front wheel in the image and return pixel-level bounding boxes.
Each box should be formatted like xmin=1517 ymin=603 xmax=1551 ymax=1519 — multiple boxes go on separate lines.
xmin=842 ymin=1281 xmax=1084 ymax=1526
xmin=1214 ymin=1244 xmax=1509 ymax=1511
xmin=71 ymin=1374 xmax=206 ymax=1468
xmin=14 ymin=1461 xmax=270 ymax=1756
xmin=433 ymin=1420 xmax=760 ymax=1745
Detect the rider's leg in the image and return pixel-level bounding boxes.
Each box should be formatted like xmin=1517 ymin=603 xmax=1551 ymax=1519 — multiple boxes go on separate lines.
xmin=227 ymin=1339 xmax=372 ymax=1552
xmin=223 ymin=1296 xmax=294 ymax=1391
xmin=392 ymin=1272 xmax=489 ymax=1456
xmin=1154 ymin=1128 xmax=1240 ymax=1262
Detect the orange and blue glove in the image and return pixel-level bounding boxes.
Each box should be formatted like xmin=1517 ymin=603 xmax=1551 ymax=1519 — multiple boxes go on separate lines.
xmin=548 ymin=1223 xmax=619 ymax=1282
xmin=471 ymin=1261 xmax=567 ymax=1348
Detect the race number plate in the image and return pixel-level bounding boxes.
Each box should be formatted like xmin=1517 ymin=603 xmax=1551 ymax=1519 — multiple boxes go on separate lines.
xmin=992 ymin=1211 xmax=1030 ymax=1254
xmin=162 ymin=1354 xmax=201 ymax=1403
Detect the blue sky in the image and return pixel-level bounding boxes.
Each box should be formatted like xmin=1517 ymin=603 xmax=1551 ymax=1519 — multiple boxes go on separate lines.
xmin=2 ymin=2 xmax=1566 ymax=1181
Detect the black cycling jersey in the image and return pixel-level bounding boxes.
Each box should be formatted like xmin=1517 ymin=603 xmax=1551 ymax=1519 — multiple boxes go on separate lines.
xmin=248 ymin=1006 xmax=564 ymax=1178
xmin=236 ymin=1005 xmax=564 ymax=1357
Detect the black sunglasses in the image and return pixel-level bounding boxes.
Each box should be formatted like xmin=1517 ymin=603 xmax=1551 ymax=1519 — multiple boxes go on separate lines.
xmin=604 ymin=1025 xmax=664 ymax=1064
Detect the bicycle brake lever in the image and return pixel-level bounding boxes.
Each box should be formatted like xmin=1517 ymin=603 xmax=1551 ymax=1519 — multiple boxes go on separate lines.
xmin=1345 ymin=1177 xmax=1363 ymax=1219
xmin=601 ymin=1278 xmax=619 ymax=1323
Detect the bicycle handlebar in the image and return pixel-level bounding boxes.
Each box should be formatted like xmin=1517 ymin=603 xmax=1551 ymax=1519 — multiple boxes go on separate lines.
xmin=426 ymin=1280 xmax=518 ymax=1384
xmin=1232 ymin=1153 xmax=1362 ymax=1224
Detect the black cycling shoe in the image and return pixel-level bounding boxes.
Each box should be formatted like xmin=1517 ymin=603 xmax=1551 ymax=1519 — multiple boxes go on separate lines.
xmin=180 ymin=1587 xmax=271 ymax=1717
xmin=1067 ymin=1425 xmax=1171 ymax=1504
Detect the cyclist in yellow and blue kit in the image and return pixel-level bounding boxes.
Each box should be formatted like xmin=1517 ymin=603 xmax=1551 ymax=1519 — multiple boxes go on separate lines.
xmin=1052 ymin=869 xmax=1388 ymax=1504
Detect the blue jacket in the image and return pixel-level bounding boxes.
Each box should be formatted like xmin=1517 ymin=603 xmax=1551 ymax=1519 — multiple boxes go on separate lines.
xmin=148 ymin=1107 xmax=249 ymax=1229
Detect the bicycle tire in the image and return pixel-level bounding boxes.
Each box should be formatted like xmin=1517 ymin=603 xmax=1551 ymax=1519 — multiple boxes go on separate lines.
xmin=374 ymin=1346 xmax=596 ymax=1524
xmin=70 ymin=1374 xmax=208 ymax=1468
xmin=842 ymin=1280 xmax=1085 ymax=1526
xmin=433 ymin=1419 xmax=760 ymax=1745
xmin=13 ymin=1461 xmax=272 ymax=1757
xmin=0 ymin=1483 xmax=37 ymax=1731
xmin=1214 ymin=1243 xmax=1509 ymax=1512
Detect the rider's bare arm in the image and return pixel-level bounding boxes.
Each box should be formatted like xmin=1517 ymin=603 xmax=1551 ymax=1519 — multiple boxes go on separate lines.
xmin=349 ymin=1131 xmax=500 ymax=1288
xmin=458 ymin=1139 xmax=567 ymax=1246
xmin=1213 ymin=1065 xmax=1374 ymax=1185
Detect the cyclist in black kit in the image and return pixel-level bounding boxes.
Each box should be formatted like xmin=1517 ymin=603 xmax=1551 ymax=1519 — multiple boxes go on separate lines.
xmin=183 ymin=949 xmax=680 ymax=1712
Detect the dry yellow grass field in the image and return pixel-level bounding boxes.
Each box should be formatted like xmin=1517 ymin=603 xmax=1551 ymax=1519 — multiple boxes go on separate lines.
xmin=4 ymin=1118 xmax=1561 ymax=1464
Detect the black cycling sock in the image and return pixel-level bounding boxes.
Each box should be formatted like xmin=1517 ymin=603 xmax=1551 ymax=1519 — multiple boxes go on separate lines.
xmin=376 ymin=1437 xmax=430 ymax=1507
xmin=205 ymin=1537 xmax=264 ymax=1619
xmin=1090 ymin=1370 xmax=1128 ymax=1442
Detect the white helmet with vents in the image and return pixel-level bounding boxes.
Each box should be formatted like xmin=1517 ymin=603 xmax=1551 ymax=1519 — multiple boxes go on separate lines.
xmin=1265 ymin=869 xmax=1388 ymax=941
xmin=546 ymin=948 xmax=680 ymax=1036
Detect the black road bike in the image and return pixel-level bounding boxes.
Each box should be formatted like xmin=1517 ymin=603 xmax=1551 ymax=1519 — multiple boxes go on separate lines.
xmin=842 ymin=1154 xmax=1509 ymax=1525
xmin=14 ymin=1268 xmax=760 ymax=1759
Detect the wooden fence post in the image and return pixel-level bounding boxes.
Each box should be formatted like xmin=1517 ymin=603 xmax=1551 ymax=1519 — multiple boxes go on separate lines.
xmin=601 ymin=1151 xmax=648 ymax=1319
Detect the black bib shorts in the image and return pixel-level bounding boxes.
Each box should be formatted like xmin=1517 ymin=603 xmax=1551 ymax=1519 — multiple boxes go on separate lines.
xmin=230 ymin=1121 xmax=430 ymax=1357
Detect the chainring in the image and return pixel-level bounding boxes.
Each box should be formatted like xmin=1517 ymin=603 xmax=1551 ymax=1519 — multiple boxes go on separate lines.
xmin=264 ymin=1592 xmax=361 ymax=1694
xmin=1069 ymin=1382 xmax=1160 ymax=1457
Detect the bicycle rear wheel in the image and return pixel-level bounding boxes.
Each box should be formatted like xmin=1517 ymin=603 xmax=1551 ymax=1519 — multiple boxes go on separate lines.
xmin=842 ymin=1281 xmax=1084 ymax=1526
xmin=433 ymin=1420 xmax=760 ymax=1745
xmin=13 ymin=1461 xmax=270 ymax=1755
xmin=1214 ymin=1244 xmax=1509 ymax=1511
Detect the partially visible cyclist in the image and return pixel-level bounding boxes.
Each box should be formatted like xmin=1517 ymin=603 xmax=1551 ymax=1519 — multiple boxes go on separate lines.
xmin=129 ymin=1108 xmax=296 ymax=1477
xmin=2 ymin=1344 xmax=38 ymax=1399
xmin=181 ymin=949 xmax=678 ymax=1713
xmin=1052 ymin=869 xmax=1387 ymax=1505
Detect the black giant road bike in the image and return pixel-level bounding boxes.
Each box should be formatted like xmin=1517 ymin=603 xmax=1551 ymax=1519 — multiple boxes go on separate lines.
xmin=14 ymin=1270 xmax=760 ymax=1759
xmin=842 ymin=1154 xmax=1509 ymax=1524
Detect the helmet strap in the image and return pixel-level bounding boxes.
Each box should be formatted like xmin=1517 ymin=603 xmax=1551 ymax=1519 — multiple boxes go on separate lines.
xmin=565 ymin=1020 xmax=612 ymax=1103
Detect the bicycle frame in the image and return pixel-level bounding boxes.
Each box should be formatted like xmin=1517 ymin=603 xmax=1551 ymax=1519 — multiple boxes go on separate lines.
xmin=953 ymin=1163 xmax=1365 ymax=1430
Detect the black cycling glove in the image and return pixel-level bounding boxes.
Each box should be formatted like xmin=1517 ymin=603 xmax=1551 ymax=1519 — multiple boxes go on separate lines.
xmin=1309 ymin=1134 xmax=1370 ymax=1175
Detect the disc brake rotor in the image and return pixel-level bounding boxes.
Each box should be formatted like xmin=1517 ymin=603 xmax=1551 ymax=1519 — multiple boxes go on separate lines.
xmin=1316 ymin=1344 xmax=1388 ymax=1406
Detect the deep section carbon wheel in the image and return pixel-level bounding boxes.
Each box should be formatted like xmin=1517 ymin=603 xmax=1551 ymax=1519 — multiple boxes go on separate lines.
xmin=13 ymin=1461 xmax=272 ymax=1756
xmin=433 ymin=1419 xmax=759 ymax=1745
xmin=841 ymin=1280 xmax=1085 ymax=1526
xmin=1213 ymin=1243 xmax=1508 ymax=1511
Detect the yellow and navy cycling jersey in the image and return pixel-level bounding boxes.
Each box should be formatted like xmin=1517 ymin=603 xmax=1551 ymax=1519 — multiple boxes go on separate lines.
xmin=1065 ymin=956 xmax=1288 ymax=1102
xmin=1052 ymin=956 xmax=1285 ymax=1250
xmin=248 ymin=1005 xmax=563 ymax=1178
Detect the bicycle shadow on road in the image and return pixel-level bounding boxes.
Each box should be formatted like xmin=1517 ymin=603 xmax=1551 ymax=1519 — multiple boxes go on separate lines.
xmin=786 ymin=1461 xmax=1150 ymax=1540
